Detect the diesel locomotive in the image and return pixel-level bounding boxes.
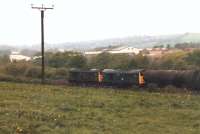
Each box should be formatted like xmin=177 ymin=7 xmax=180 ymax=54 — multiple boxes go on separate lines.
xmin=68 ymin=69 xmax=145 ymax=87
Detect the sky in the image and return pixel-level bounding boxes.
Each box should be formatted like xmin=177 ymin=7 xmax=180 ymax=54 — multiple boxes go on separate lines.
xmin=0 ymin=0 xmax=200 ymax=45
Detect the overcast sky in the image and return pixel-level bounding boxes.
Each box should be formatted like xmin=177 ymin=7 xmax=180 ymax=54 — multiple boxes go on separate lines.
xmin=0 ymin=0 xmax=200 ymax=45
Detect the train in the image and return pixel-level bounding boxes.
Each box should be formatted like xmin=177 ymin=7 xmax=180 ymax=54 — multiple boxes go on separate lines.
xmin=68 ymin=68 xmax=200 ymax=90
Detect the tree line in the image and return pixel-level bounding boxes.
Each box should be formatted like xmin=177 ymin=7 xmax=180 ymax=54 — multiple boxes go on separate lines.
xmin=1 ymin=49 xmax=200 ymax=82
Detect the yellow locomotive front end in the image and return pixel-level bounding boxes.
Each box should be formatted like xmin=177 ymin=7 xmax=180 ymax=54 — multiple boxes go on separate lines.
xmin=139 ymin=72 xmax=145 ymax=86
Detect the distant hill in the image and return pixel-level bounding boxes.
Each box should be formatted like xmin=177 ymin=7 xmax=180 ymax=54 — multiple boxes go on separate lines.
xmin=47 ymin=33 xmax=200 ymax=51
xmin=178 ymin=33 xmax=200 ymax=43
xmin=1 ymin=33 xmax=200 ymax=52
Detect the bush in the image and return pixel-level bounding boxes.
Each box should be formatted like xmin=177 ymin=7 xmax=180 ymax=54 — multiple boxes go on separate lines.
xmin=45 ymin=68 xmax=56 ymax=79
xmin=55 ymin=68 xmax=69 ymax=79
xmin=0 ymin=74 xmax=15 ymax=82
xmin=0 ymin=73 xmax=40 ymax=84
xmin=5 ymin=63 xmax=29 ymax=76
xmin=25 ymin=66 xmax=41 ymax=78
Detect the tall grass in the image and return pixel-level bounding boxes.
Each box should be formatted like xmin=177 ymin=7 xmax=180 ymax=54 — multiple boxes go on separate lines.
xmin=0 ymin=82 xmax=199 ymax=134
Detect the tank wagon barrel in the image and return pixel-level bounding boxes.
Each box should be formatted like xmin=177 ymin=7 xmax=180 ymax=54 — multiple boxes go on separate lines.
xmin=143 ymin=70 xmax=200 ymax=90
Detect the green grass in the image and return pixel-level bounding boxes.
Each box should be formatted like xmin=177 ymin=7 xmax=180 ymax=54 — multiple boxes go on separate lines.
xmin=0 ymin=82 xmax=199 ymax=134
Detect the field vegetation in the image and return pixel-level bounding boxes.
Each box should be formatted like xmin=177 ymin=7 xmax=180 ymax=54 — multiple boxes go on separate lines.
xmin=1 ymin=46 xmax=200 ymax=83
xmin=0 ymin=82 xmax=199 ymax=134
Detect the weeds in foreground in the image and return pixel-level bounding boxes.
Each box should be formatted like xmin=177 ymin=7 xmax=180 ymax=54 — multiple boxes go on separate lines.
xmin=0 ymin=82 xmax=199 ymax=134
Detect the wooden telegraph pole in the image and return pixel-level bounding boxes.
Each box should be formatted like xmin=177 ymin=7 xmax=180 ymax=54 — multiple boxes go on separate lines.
xmin=31 ymin=4 xmax=54 ymax=84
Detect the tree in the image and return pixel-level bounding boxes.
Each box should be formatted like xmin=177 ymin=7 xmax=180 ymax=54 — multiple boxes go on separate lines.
xmin=45 ymin=52 xmax=71 ymax=67
xmin=68 ymin=55 xmax=87 ymax=69
xmin=89 ymin=52 xmax=112 ymax=69
xmin=43 ymin=51 xmax=86 ymax=68
xmin=0 ymin=50 xmax=11 ymax=57
xmin=166 ymin=44 xmax=171 ymax=49
xmin=0 ymin=55 xmax=10 ymax=64
xmin=160 ymin=51 xmax=188 ymax=69
xmin=153 ymin=45 xmax=164 ymax=48
xmin=134 ymin=54 xmax=149 ymax=68
xmin=109 ymin=54 xmax=134 ymax=70
xmin=186 ymin=50 xmax=200 ymax=67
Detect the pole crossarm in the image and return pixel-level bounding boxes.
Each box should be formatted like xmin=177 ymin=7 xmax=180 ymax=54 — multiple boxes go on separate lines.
xmin=31 ymin=4 xmax=54 ymax=11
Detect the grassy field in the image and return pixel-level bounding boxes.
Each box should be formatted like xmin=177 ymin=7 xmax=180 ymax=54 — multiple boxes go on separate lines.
xmin=0 ymin=82 xmax=199 ymax=134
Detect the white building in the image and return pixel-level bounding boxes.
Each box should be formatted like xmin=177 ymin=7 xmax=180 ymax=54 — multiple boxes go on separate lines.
xmin=33 ymin=56 xmax=42 ymax=60
xmin=9 ymin=52 xmax=31 ymax=62
xmin=84 ymin=51 xmax=102 ymax=55
xmin=109 ymin=46 xmax=142 ymax=54
xmin=85 ymin=46 xmax=142 ymax=55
